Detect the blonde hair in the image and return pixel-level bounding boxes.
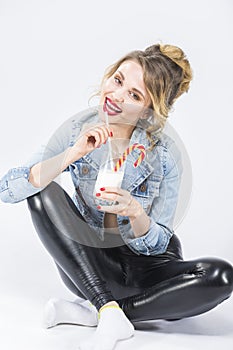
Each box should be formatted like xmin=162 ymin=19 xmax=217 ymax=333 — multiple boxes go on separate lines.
xmin=96 ymin=43 xmax=193 ymax=149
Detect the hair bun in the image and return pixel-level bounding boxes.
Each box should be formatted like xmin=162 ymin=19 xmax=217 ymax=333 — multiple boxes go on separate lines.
xmin=159 ymin=44 xmax=185 ymax=61
xmin=159 ymin=44 xmax=193 ymax=97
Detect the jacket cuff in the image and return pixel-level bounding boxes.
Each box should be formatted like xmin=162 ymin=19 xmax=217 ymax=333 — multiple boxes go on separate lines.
xmin=0 ymin=167 xmax=43 ymax=203
xmin=124 ymin=219 xmax=173 ymax=256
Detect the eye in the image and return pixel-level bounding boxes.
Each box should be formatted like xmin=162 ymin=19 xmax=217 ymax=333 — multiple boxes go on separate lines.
xmin=129 ymin=91 xmax=140 ymax=101
xmin=114 ymin=76 xmax=122 ymax=85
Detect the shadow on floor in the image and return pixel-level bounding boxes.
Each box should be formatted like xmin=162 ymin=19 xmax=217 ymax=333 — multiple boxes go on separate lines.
xmin=132 ymin=313 xmax=233 ymax=336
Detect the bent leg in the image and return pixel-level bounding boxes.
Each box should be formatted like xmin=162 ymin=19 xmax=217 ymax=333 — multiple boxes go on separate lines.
xmin=55 ymin=263 xmax=87 ymax=300
xmin=27 ymin=181 xmax=115 ymax=310
xmin=44 ymin=227 xmax=233 ymax=324
xmin=118 ymin=256 xmax=233 ymax=322
xmin=27 ymin=181 xmax=233 ymax=322
xmin=50 ymin=242 xmax=233 ymax=323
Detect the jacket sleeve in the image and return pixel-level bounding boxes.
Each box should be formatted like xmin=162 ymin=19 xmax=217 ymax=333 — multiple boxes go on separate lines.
xmin=125 ymin=140 xmax=183 ymax=256
xmin=0 ymin=117 xmax=76 ymax=204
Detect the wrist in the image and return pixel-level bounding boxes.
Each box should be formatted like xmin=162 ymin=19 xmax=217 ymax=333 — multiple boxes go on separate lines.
xmin=66 ymin=146 xmax=84 ymax=164
xmin=129 ymin=203 xmax=144 ymax=221
xmin=129 ymin=210 xmax=151 ymax=238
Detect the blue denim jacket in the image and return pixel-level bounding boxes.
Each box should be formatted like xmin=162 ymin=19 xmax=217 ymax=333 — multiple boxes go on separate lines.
xmin=0 ymin=107 xmax=183 ymax=256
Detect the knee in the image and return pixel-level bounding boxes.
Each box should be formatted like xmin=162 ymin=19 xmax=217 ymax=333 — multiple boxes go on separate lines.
xmin=201 ymin=257 xmax=233 ymax=296
xmin=218 ymin=259 xmax=233 ymax=294
xmin=27 ymin=189 xmax=43 ymax=213
xmin=27 ymin=181 xmax=59 ymax=213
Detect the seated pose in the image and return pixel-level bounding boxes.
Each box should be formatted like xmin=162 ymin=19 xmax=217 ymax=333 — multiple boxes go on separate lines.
xmin=1 ymin=43 xmax=233 ymax=350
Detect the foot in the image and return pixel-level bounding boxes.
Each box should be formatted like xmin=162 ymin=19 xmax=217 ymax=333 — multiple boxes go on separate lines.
xmin=43 ymin=298 xmax=98 ymax=328
xmin=77 ymin=306 xmax=135 ymax=350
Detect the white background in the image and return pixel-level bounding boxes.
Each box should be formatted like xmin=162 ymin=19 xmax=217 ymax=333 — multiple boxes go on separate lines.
xmin=0 ymin=0 xmax=232 ymax=349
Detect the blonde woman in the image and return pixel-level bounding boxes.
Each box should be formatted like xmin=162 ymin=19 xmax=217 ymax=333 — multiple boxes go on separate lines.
xmin=1 ymin=44 xmax=233 ymax=350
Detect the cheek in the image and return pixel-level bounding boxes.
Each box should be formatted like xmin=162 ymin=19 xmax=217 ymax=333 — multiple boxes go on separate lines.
xmin=103 ymin=79 xmax=114 ymax=92
xmin=100 ymin=81 xmax=112 ymax=102
xmin=100 ymin=81 xmax=108 ymax=102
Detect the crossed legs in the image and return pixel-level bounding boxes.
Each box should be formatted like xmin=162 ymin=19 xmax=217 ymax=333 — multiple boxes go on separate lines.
xmin=27 ymin=181 xmax=233 ymax=322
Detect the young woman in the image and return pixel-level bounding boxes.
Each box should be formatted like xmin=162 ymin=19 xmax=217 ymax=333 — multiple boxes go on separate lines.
xmin=1 ymin=43 xmax=233 ymax=350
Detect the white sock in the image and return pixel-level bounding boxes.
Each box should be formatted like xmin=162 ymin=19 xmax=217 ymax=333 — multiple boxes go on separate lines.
xmin=77 ymin=306 xmax=135 ymax=350
xmin=43 ymin=297 xmax=98 ymax=328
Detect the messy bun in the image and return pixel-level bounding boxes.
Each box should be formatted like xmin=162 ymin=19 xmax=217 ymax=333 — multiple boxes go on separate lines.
xmin=143 ymin=43 xmax=193 ymax=114
xmin=156 ymin=44 xmax=193 ymax=100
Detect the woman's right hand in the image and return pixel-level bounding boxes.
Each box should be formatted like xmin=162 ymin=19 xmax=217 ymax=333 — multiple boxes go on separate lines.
xmin=68 ymin=123 xmax=113 ymax=162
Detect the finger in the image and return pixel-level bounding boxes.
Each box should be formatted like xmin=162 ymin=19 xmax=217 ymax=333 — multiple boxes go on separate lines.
xmin=95 ymin=192 xmax=120 ymax=202
xmin=93 ymin=126 xmax=108 ymax=145
xmin=91 ymin=125 xmax=113 ymax=143
xmin=90 ymin=126 xmax=110 ymax=147
xmin=97 ymin=203 xmax=122 ymax=213
xmin=96 ymin=123 xmax=113 ymax=138
xmin=97 ymin=186 xmax=121 ymax=194
xmin=100 ymin=187 xmax=128 ymax=196
xmin=100 ymin=125 xmax=112 ymax=142
xmin=86 ymin=130 xmax=102 ymax=147
xmin=83 ymin=124 xmax=112 ymax=146
xmin=97 ymin=203 xmax=130 ymax=216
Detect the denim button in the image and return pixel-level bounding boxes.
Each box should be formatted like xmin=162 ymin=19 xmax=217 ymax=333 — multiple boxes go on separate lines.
xmin=122 ymin=219 xmax=129 ymax=225
xmin=140 ymin=184 xmax=147 ymax=192
xmin=82 ymin=166 xmax=89 ymax=175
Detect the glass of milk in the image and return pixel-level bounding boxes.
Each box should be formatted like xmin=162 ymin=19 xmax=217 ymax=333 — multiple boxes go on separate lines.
xmin=94 ymin=158 xmax=125 ymax=206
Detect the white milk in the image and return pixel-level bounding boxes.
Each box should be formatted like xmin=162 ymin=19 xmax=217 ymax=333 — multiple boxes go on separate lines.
xmin=94 ymin=168 xmax=124 ymax=206
xmin=95 ymin=169 xmax=124 ymax=191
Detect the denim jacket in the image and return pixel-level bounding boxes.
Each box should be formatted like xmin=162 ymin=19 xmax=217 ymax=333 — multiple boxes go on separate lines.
xmin=0 ymin=107 xmax=183 ymax=256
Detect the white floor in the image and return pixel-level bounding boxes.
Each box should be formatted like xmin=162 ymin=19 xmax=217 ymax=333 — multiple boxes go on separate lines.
xmin=0 ymin=293 xmax=233 ymax=350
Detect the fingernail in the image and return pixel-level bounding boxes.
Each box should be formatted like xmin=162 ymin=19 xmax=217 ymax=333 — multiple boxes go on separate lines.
xmin=96 ymin=193 xmax=101 ymax=197
xmin=109 ymin=131 xmax=113 ymax=137
xmin=100 ymin=187 xmax=105 ymax=191
xmin=97 ymin=205 xmax=101 ymax=210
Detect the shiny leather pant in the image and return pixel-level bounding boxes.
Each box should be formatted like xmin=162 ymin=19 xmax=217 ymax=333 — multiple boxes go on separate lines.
xmin=27 ymin=181 xmax=233 ymax=322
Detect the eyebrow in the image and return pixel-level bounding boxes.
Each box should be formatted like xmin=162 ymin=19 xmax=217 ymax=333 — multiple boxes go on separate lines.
xmin=117 ymin=70 xmax=146 ymax=100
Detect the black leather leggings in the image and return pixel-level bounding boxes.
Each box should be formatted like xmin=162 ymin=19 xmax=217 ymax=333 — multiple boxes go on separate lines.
xmin=27 ymin=181 xmax=233 ymax=322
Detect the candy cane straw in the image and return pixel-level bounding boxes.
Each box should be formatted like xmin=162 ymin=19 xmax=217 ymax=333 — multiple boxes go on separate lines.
xmin=104 ymin=111 xmax=114 ymax=170
xmin=114 ymin=143 xmax=146 ymax=172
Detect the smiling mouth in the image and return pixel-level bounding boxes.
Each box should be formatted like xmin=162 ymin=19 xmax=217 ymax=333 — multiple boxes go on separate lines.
xmin=103 ymin=97 xmax=122 ymax=115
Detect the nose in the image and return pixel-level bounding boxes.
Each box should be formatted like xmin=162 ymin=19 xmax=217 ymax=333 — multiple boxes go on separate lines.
xmin=113 ymin=87 xmax=125 ymax=103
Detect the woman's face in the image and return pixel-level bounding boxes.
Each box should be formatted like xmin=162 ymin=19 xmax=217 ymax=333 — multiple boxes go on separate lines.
xmin=100 ymin=60 xmax=151 ymax=126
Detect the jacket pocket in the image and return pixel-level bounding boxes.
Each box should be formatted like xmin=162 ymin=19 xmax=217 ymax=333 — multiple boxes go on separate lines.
xmin=131 ymin=177 xmax=162 ymax=212
xmin=72 ymin=161 xmax=98 ymax=208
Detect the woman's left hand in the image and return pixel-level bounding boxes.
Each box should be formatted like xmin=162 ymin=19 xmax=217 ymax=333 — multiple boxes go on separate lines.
xmin=95 ymin=187 xmax=143 ymax=219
